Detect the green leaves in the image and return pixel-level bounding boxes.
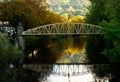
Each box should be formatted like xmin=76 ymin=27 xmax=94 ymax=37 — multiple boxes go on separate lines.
xmin=86 ymin=0 xmax=120 ymax=63
xmin=102 ymin=29 xmax=120 ymax=62
xmin=0 ymin=34 xmax=22 ymax=81
xmin=102 ymin=45 xmax=120 ymax=62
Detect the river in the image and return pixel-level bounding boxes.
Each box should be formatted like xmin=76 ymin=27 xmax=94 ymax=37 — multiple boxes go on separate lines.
xmin=22 ymin=36 xmax=120 ymax=82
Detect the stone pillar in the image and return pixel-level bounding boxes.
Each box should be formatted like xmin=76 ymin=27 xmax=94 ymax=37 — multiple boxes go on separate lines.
xmin=17 ymin=22 xmax=25 ymax=50
xmin=17 ymin=22 xmax=25 ymax=64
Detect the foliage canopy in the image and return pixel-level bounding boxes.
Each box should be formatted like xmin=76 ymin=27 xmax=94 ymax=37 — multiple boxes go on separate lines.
xmin=86 ymin=0 xmax=120 ymax=63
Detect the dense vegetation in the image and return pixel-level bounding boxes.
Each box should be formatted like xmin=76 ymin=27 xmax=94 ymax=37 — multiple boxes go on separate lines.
xmin=0 ymin=34 xmax=22 ymax=82
xmin=86 ymin=0 xmax=120 ymax=63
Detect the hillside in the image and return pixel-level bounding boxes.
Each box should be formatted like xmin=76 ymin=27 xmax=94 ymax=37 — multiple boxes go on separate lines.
xmin=46 ymin=0 xmax=90 ymax=16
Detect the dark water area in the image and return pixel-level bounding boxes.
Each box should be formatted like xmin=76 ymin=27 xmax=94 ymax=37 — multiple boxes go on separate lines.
xmin=24 ymin=35 xmax=86 ymax=64
xmin=19 ymin=64 xmax=120 ymax=82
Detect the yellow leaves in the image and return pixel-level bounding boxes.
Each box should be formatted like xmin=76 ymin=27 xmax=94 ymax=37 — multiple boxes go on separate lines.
xmin=69 ymin=16 xmax=85 ymax=23
xmin=61 ymin=14 xmax=85 ymax=23
xmin=41 ymin=11 xmax=65 ymax=25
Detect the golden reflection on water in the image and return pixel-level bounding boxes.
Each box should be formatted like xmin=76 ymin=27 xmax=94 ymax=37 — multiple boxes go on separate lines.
xmin=57 ymin=46 xmax=87 ymax=63
xmin=64 ymin=47 xmax=82 ymax=55
xmin=28 ymin=49 xmax=38 ymax=58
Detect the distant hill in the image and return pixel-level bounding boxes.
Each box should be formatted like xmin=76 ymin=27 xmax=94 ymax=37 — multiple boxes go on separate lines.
xmin=46 ymin=0 xmax=90 ymax=16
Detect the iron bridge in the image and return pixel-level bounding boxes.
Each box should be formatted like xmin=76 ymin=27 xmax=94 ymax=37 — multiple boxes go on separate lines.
xmin=22 ymin=23 xmax=102 ymax=35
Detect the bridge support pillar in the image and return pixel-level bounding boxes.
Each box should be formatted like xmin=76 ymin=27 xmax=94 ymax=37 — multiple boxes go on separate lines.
xmin=17 ymin=23 xmax=25 ymax=50
xmin=17 ymin=23 xmax=25 ymax=64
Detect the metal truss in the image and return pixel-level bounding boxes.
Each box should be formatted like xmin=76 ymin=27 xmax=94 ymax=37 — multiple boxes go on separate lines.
xmin=22 ymin=23 xmax=102 ymax=35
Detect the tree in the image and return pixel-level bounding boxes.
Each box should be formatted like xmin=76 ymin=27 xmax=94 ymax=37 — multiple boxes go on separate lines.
xmin=0 ymin=0 xmax=48 ymax=31
xmin=85 ymin=0 xmax=109 ymax=63
xmin=101 ymin=0 xmax=120 ymax=62
xmin=86 ymin=0 xmax=120 ymax=63
xmin=0 ymin=34 xmax=22 ymax=82
xmin=85 ymin=0 xmax=107 ymax=24
xmin=1 ymin=1 xmax=28 ymax=31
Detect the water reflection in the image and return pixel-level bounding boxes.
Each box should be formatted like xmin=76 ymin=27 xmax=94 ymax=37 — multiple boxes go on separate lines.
xmin=57 ymin=49 xmax=87 ymax=63
xmin=39 ymin=65 xmax=95 ymax=82
xmin=24 ymin=35 xmax=86 ymax=64
xmin=22 ymin=64 xmax=120 ymax=82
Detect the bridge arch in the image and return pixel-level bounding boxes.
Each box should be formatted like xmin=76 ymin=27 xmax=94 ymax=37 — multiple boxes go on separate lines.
xmin=22 ymin=23 xmax=102 ymax=36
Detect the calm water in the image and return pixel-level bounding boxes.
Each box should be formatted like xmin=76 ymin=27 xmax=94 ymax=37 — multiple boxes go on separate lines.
xmin=22 ymin=36 xmax=120 ymax=82
xmin=22 ymin=64 xmax=120 ymax=82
